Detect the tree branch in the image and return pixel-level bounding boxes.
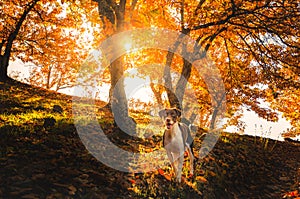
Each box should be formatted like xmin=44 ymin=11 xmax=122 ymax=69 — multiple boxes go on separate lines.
xmin=130 ymin=0 xmax=138 ymax=12
xmin=5 ymin=0 xmax=40 ymax=58
xmin=192 ymin=13 xmax=233 ymax=30
xmin=93 ymin=0 xmax=116 ymax=25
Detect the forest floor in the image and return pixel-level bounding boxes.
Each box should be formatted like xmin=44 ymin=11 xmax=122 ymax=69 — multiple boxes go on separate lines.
xmin=0 ymin=80 xmax=300 ymax=199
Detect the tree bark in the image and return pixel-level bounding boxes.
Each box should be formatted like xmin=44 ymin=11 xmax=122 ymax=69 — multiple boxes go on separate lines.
xmin=174 ymin=59 xmax=193 ymax=109
xmin=0 ymin=55 xmax=10 ymax=81
xmin=46 ymin=66 xmax=52 ymax=89
xmin=93 ymin=0 xmax=136 ymax=135
xmin=149 ymin=77 xmax=164 ymax=110
xmin=109 ymin=56 xmax=137 ymax=135
xmin=163 ymin=31 xmax=190 ymax=109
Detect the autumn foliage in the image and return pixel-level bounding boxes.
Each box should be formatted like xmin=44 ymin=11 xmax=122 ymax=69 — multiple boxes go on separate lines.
xmin=1 ymin=0 xmax=299 ymax=136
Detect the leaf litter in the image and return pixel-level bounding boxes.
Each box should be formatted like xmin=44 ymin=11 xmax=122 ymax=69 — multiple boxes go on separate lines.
xmin=0 ymin=80 xmax=299 ymax=198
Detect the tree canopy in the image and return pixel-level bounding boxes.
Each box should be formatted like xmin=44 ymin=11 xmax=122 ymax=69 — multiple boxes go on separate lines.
xmin=0 ymin=0 xmax=99 ymax=90
xmin=1 ymin=0 xmax=299 ymax=137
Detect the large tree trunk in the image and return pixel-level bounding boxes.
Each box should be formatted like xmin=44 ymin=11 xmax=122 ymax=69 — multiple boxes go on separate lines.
xmin=163 ymin=46 xmax=181 ymax=109
xmin=109 ymin=56 xmax=136 ymax=135
xmin=163 ymin=28 xmax=191 ymax=110
xmin=107 ymin=0 xmax=136 ymax=136
xmin=174 ymin=59 xmax=193 ymax=109
xmin=0 ymin=55 xmax=10 ymax=82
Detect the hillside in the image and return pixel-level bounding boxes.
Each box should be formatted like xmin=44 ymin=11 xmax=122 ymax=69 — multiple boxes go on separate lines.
xmin=0 ymin=80 xmax=299 ymax=199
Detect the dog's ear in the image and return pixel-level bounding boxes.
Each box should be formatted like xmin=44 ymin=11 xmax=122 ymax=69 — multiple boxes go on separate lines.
xmin=159 ymin=109 xmax=166 ymax=118
xmin=175 ymin=108 xmax=181 ymax=117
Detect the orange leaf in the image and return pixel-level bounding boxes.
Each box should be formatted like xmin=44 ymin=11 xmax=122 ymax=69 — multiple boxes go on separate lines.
xmin=158 ymin=168 xmax=165 ymax=176
xmin=128 ymin=179 xmax=136 ymax=184
xmin=195 ymin=176 xmax=208 ymax=183
xmin=157 ymin=168 xmax=172 ymax=181
xmin=164 ymin=174 xmax=172 ymax=181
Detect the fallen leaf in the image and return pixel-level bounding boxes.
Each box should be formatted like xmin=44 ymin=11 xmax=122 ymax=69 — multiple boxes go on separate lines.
xmin=68 ymin=185 xmax=77 ymax=195
xmin=195 ymin=176 xmax=208 ymax=183
xmin=128 ymin=178 xmax=136 ymax=184
xmin=158 ymin=168 xmax=165 ymax=176
xmin=208 ymin=171 xmax=216 ymax=177
xmin=164 ymin=174 xmax=172 ymax=181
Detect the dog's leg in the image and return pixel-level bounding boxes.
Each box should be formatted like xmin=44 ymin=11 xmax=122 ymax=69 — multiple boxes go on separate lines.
xmin=167 ymin=151 xmax=177 ymax=177
xmin=185 ymin=144 xmax=194 ymax=175
xmin=176 ymin=154 xmax=184 ymax=183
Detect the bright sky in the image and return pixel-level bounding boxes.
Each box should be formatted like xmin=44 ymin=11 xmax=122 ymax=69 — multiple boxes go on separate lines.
xmin=226 ymin=108 xmax=291 ymax=141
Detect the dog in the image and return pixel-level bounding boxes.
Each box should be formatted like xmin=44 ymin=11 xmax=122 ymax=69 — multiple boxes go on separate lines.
xmin=159 ymin=108 xmax=194 ymax=182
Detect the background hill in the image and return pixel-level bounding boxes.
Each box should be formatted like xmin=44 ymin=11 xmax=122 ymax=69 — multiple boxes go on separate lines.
xmin=0 ymin=80 xmax=299 ymax=199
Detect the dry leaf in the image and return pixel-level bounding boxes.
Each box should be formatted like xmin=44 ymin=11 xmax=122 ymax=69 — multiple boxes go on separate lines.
xmin=68 ymin=185 xmax=77 ymax=195
xmin=195 ymin=176 xmax=208 ymax=183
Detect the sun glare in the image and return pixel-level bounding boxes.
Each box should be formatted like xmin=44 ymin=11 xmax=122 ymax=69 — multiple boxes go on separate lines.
xmin=124 ymin=42 xmax=132 ymax=52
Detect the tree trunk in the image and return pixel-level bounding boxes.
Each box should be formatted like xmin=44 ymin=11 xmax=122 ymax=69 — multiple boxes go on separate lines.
xmin=109 ymin=56 xmax=136 ymax=135
xmin=0 ymin=55 xmax=10 ymax=82
xmin=107 ymin=0 xmax=136 ymax=136
xmin=210 ymin=92 xmax=226 ymax=129
xmin=149 ymin=78 xmax=164 ymax=110
xmin=210 ymin=108 xmax=218 ymax=129
xmin=163 ymin=29 xmax=191 ymax=110
xmin=46 ymin=66 xmax=52 ymax=89
xmin=163 ymin=47 xmax=180 ymax=109
xmin=175 ymin=59 xmax=193 ymax=109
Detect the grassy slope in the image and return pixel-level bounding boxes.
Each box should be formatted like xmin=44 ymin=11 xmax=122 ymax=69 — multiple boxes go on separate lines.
xmin=0 ymin=80 xmax=299 ymax=199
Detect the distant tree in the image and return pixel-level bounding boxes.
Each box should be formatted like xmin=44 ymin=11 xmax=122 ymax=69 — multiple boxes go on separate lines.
xmin=26 ymin=1 xmax=101 ymax=91
xmin=28 ymin=60 xmax=78 ymax=92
